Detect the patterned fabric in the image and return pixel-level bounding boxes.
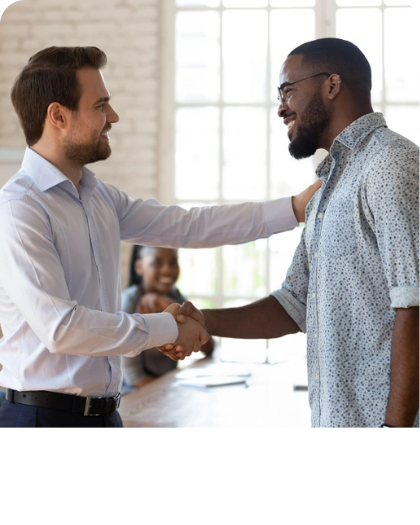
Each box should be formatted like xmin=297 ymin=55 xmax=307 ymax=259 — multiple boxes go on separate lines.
xmin=272 ymin=113 xmax=419 ymax=427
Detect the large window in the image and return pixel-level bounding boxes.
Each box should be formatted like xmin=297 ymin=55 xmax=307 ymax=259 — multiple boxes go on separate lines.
xmin=160 ymin=0 xmax=419 ymax=363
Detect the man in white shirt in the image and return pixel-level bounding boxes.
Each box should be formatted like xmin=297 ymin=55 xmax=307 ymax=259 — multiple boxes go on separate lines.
xmin=0 ymin=46 xmax=319 ymax=427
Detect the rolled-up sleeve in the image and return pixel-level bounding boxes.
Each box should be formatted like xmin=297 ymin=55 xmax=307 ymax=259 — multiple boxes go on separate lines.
xmin=271 ymin=228 xmax=309 ymax=333
xmin=365 ymin=142 xmax=419 ymax=309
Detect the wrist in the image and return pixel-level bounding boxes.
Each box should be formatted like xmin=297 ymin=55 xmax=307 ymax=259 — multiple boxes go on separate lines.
xmin=142 ymin=312 xmax=179 ymax=347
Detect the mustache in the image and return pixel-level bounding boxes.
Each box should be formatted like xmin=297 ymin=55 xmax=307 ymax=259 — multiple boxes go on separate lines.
xmin=282 ymin=111 xmax=297 ymax=121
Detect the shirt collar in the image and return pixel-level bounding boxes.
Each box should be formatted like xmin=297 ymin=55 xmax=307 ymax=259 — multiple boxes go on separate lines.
xmin=334 ymin=112 xmax=387 ymax=150
xmin=315 ymin=112 xmax=387 ymax=181
xmin=21 ymin=147 xmax=98 ymax=193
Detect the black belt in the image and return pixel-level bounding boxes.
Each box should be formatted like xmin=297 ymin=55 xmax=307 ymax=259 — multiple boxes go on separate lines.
xmin=6 ymin=389 xmax=121 ymax=417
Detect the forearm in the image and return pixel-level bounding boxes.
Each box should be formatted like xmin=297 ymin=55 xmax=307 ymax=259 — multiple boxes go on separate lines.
xmin=203 ymin=295 xmax=300 ymax=339
xmin=385 ymin=307 xmax=419 ymax=427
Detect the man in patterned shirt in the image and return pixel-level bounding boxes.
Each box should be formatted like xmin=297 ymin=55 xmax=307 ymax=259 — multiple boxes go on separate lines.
xmin=176 ymin=38 xmax=419 ymax=427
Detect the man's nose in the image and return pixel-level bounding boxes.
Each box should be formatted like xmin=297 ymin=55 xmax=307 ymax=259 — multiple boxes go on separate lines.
xmin=108 ymin=105 xmax=120 ymax=123
xmin=277 ymin=101 xmax=288 ymax=118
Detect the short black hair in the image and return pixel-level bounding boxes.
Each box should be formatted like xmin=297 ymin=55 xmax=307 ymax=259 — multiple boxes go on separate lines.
xmin=129 ymin=245 xmax=144 ymax=286
xmin=288 ymin=38 xmax=372 ymax=97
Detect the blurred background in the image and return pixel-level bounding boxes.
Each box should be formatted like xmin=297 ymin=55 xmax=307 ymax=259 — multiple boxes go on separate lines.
xmin=0 ymin=0 xmax=418 ymax=362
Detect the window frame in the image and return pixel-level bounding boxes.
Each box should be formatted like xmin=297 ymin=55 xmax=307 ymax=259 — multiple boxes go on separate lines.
xmin=158 ymin=0 xmax=418 ymax=361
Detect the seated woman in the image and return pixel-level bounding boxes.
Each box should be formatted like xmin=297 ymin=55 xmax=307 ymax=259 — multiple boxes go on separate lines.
xmin=121 ymin=245 xmax=214 ymax=390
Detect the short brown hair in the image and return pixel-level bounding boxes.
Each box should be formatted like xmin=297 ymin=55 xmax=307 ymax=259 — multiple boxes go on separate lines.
xmin=11 ymin=46 xmax=107 ymax=146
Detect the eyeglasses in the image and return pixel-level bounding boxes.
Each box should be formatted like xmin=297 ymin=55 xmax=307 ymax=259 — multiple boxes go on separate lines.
xmin=277 ymin=72 xmax=331 ymax=106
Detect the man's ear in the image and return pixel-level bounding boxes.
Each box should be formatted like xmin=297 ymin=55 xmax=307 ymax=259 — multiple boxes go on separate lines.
xmin=327 ymin=74 xmax=342 ymax=100
xmin=134 ymin=259 xmax=143 ymax=277
xmin=46 ymin=102 xmax=70 ymax=131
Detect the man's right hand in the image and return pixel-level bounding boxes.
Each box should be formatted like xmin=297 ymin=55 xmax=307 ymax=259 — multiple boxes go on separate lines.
xmin=175 ymin=300 xmax=205 ymax=327
xmin=292 ymin=179 xmax=322 ymax=222
xmin=159 ymin=303 xmax=209 ymax=360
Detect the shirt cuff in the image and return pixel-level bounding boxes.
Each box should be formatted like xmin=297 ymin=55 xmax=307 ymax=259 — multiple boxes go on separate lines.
xmin=262 ymin=197 xmax=298 ymax=233
xmin=271 ymin=288 xmax=307 ymax=333
xmin=390 ymin=286 xmax=419 ymax=308
xmin=135 ymin=312 xmax=179 ymax=348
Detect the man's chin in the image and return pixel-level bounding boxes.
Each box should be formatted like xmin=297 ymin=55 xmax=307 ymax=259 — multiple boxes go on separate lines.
xmin=288 ymin=137 xmax=317 ymax=160
xmin=99 ymin=142 xmax=112 ymax=158
xmin=89 ymin=145 xmax=112 ymax=164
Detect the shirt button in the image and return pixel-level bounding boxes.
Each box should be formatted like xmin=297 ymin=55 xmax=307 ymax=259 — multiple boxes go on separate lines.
xmin=312 ymin=293 xmax=316 ymax=298
xmin=314 ymin=332 xmax=318 ymax=339
xmin=314 ymin=252 xmax=318 ymax=258
xmin=315 ymin=374 xmax=319 ymax=380
xmin=317 ymin=212 xmax=324 ymax=219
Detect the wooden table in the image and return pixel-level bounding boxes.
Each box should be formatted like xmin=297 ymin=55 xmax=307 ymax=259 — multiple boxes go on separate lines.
xmin=118 ymin=354 xmax=311 ymax=427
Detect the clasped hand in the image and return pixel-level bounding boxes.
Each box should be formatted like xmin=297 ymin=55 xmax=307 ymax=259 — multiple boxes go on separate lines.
xmin=158 ymin=302 xmax=208 ymax=360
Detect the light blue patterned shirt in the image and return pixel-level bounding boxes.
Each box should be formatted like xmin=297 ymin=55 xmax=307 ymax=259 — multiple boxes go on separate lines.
xmin=272 ymin=113 xmax=419 ymax=427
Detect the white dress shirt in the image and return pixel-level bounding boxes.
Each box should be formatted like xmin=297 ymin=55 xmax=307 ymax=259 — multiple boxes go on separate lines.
xmin=0 ymin=147 xmax=297 ymax=396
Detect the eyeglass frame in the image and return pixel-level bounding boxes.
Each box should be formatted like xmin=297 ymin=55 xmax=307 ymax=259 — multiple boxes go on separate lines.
xmin=277 ymin=72 xmax=332 ymax=106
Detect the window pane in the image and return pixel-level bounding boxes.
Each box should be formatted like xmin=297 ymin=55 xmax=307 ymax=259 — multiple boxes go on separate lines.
xmin=176 ymin=11 xmax=220 ymax=102
xmin=222 ymin=240 xmax=267 ymax=297
xmin=385 ymin=105 xmax=420 ymax=146
xmin=271 ymin=0 xmax=315 ymax=6
xmin=336 ymin=0 xmax=380 ymax=5
xmin=336 ymin=8 xmax=382 ymax=103
xmin=177 ymin=247 xmax=218 ymax=296
xmin=223 ymin=10 xmax=267 ymax=103
xmin=270 ymin=9 xmax=316 ymax=103
xmin=175 ymin=107 xmax=219 ymax=200
xmin=384 ymin=7 xmax=419 ymax=102
xmin=270 ymin=108 xmax=314 ymax=199
xmin=176 ymin=0 xmax=220 ymax=6
xmin=222 ymin=106 xmax=267 ymax=200
xmin=189 ymin=298 xmax=216 ymax=309
xmin=384 ymin=0 xmax=413 ymax=5
xmin=224 ymin=0 xmax=267 ymax=6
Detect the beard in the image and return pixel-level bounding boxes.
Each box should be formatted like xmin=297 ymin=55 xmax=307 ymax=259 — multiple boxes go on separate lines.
xmin=288 ymin=91 xmax=330 ymax=160
xmin=64 ymin=129 xmax=111 ymax=167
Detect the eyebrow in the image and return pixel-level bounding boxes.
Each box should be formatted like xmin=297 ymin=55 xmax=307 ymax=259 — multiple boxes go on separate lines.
xmin=279 ymin=81 xmax=293 ymax=91
xmin=93 ymin=96 xmax=110 ymax=105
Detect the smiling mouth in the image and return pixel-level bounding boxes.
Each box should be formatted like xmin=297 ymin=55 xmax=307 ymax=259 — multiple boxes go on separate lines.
xmin=159 ymin=277 xmax=174 ymax=285
xmin=285 ymin=119 xmax=297 ymax=140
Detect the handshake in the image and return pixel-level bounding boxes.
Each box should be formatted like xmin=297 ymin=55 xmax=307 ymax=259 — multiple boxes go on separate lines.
xmin=158 ymin=302 xmax=208 ymax=360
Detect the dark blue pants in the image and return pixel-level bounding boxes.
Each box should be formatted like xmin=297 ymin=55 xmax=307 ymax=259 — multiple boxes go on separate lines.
xmin=0 ymin=400 xmax=123 ymax=427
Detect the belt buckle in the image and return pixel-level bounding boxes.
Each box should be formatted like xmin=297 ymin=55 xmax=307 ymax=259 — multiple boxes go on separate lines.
xmin=83 ymin=393 xmax=121 ymax=417
xmin=84 ymin=396 xmax=102 ymax=416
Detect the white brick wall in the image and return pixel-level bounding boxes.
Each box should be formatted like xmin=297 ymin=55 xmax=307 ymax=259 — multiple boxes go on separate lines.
xmin=0 ymin=0 xmax=163 ymax=286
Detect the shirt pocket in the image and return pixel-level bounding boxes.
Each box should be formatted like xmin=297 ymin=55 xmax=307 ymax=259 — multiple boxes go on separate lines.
xmin=320 ymin=198 xmax=357 ymax=258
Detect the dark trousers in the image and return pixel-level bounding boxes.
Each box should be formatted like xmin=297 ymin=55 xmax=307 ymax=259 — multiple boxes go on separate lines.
xmin=0 ymin=400 xmax=123 ymax=427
